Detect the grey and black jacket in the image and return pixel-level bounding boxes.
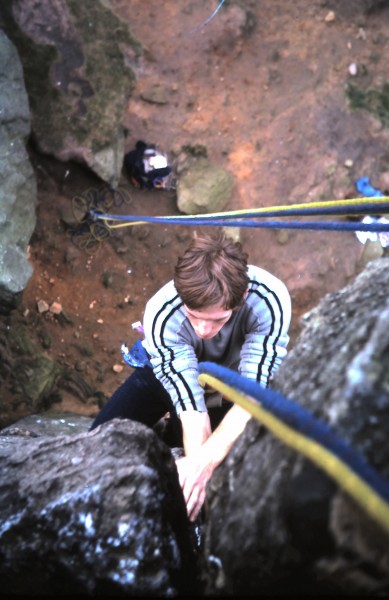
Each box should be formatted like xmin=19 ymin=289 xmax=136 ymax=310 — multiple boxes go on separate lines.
xmin=142 ymin=265 xmax=291 ymax=416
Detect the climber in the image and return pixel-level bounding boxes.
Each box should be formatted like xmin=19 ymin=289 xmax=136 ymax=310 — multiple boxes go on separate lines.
xmin=90 ymin=233 xmax=291 ymax=521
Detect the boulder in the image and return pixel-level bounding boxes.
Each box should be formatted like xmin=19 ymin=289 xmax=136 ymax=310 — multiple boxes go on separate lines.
xmin=177 ymin=156 xmax=234 ymax=215
xmin=202 ymin=257 xmax=389 ymax=596
xmin=0 ymin=418 xmax=199 ymax=596
xmin=0 ymin=0 xmax=141 ymax=186
xmin=0 ymin=30 xmax=36 ymax=313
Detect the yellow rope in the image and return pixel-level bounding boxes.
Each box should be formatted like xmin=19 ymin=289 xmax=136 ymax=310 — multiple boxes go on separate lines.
xmin=198 ymin=373 xmax=389 ymax=536
xmin=99 ymin=195 xmax=389 ymax=229
xmin=107 ymin=220 xmax=150 ymax=229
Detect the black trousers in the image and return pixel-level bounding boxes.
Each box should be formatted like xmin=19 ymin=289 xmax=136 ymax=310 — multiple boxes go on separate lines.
xmin=90 ymin=366 xmax=231 ymax=447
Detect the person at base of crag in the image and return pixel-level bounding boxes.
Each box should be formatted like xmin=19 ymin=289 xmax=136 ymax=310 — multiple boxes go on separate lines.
xmin=124 ymin=139 xmax=172 ymax=189
xmin=90 ymin=234 xmax=292 ymax=522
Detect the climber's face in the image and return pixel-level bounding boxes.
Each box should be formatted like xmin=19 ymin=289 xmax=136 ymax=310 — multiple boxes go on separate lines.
xmin=184 ymin=304 xmax=232 ymax=339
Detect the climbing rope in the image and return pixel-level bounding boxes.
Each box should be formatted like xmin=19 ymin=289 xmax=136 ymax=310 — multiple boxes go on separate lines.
xmin=188 ymin=0 xmax=226 ymax=35
xmin=198 ymin=362 xmax=389 ymax=536
xmin=69 ymin=186 xmax=132 ymax=253
xmin=90 ymin=195 xmax=389 ymax=233
xmin=69 ymin=187 xmax=389 ymax=252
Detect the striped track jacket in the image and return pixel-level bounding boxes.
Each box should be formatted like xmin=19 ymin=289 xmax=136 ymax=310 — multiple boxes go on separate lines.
xmin=142 ymin=265 xmax=291 ymax=416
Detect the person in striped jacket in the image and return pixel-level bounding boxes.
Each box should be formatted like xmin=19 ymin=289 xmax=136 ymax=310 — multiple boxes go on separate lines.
xmin=91 ymin=234 xmax=291 ymax=521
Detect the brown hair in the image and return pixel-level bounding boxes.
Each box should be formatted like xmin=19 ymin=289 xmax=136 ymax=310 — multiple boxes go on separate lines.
xmin=174 ymin=234 xmax=249 ymax=309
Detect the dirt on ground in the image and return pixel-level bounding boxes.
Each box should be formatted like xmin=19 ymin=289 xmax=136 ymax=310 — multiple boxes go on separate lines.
xmin=9 ymin=0 xmax=389 ymax=424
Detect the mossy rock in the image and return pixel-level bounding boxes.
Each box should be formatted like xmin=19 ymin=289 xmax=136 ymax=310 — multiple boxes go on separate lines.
xmin=0 ymin=0 xmax=142 ymax=185
xmin=346 ymin=82 xmax=389 ymax=126
xmin=8 ymin=324 xmax=61 ymax=409
xmin=177 ymin=157 xmax=234 ymax=215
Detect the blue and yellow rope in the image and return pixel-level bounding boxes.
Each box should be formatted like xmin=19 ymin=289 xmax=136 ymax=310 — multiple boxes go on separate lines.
xmin=198 ymin=362 xmax=389 ymax=536
xmin=91 ymin=195 xmax=389 ymax=232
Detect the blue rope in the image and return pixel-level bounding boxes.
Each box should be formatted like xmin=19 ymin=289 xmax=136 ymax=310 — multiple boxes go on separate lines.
xmin=198 ymin=362 xmax=389 ymax=504
xmin=97 ymin=201 xmax=389 ymax=221
xmin=188 ymin=0 xmax=226 ymax=35
xmin=93 ymin=210 xmax=389 ymax=232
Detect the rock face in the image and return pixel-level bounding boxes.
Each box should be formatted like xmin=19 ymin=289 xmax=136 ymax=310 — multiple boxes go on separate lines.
xmin=0 ymin=0 xmax=140 ymax=187
xmin=273 ymin=258 xmax=389 ymax=462
xmin=0 ymin=418 xmax=198 ymax=596
xmin=202 ymin=257 xmax=389 ymax=596
xmin=0 ymin=320 xmax=104 ymax=429
xmin=0 ymin=30 xmax=36 ymax=313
